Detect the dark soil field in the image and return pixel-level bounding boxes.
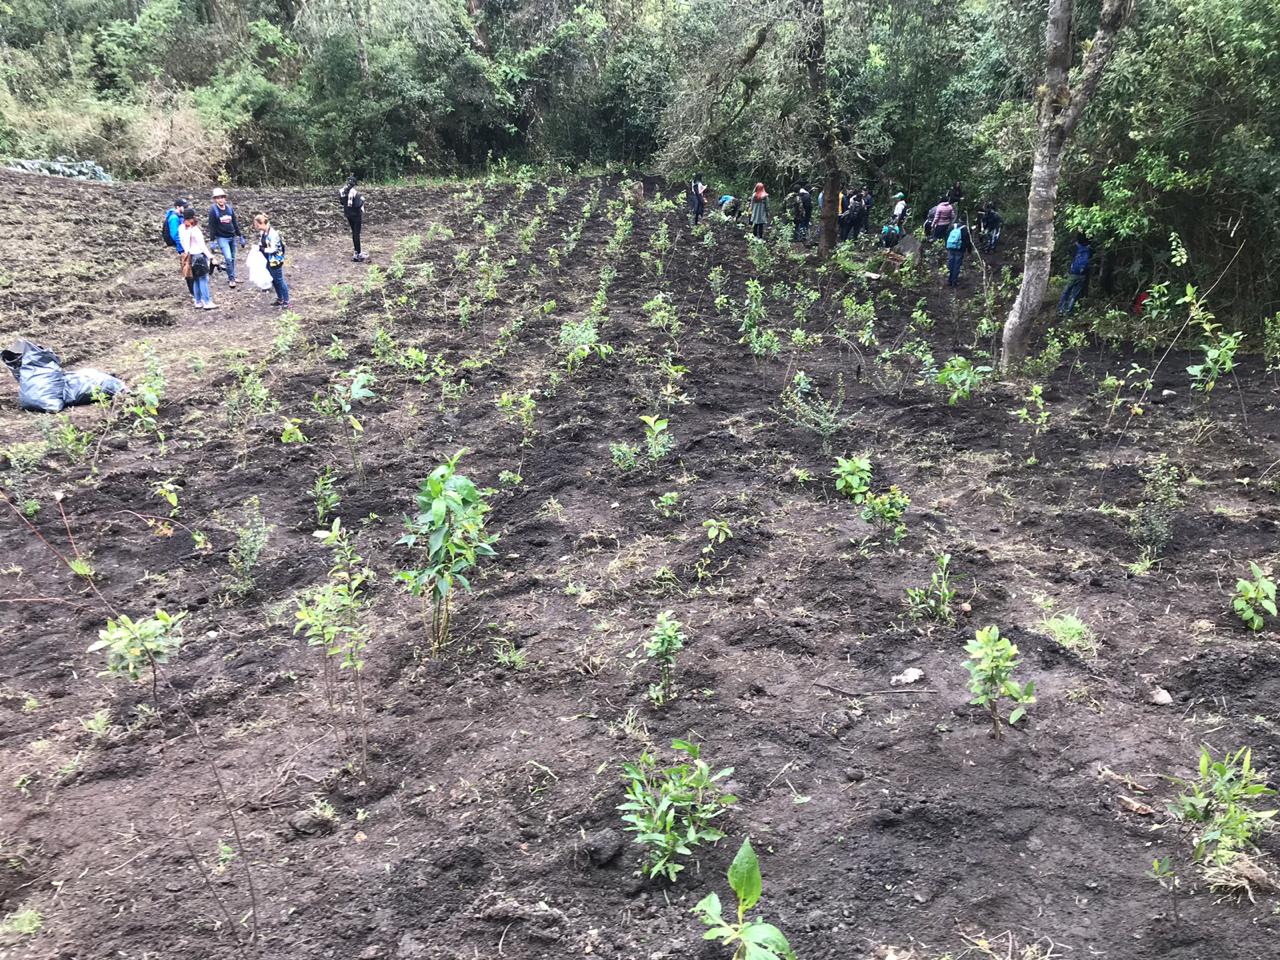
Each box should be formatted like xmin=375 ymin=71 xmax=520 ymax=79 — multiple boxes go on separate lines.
xmin=1 ymin=167 xmax=1278 ymax=960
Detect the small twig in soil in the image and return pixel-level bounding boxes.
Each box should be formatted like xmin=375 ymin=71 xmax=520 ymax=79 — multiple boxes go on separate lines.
xmin=813 ymin=681 xmax=938 ymax=698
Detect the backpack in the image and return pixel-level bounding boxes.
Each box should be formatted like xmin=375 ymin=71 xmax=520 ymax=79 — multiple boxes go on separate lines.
xmin=946 ymin=225 xmax=964 ymax=250
xmin=189 ymin=253 xmax=209 ymax=278
xmin=263 ymin=232 xmax=286 ymax=269
xmin=161 ymin=210 xmax=177 ymax=248
xmin=1070 ymin=245 xmax=1090 ymax=275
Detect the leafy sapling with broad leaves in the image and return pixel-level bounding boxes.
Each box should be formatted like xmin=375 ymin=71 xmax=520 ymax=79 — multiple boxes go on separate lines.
xmin=693 ymin=837 xmax=796 ymax=960
xmin=1232 ymin=562 xmax=1276 ymax=632
xmin=963 ymin=624 xmax=1035 ymax=739
xmin=396 ymin=451 xmax=498 ymax=654
xmin=832 ymin=454 xmax=872 ymax=503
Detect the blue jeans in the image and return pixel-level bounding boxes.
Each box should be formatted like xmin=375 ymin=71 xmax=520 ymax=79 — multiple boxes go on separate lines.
xmin=1059 ymin=275 xmax=1085 ymax=314
xmin=215 ymin=237 xmax=237 ymax=282
xmin=947 ymin=250 xmax=963 ymax=286
xmin=191 ymin=274 xmax=210 ymax=305
xmin=268 ymin=264 xmax=289 ymax=304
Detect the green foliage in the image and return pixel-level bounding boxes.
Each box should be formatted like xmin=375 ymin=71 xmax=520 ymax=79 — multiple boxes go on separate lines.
xmin=832 ymin=455 xmax=872 ymax=504
xmin=617 ymin=739 xmax=736 ymax=882
xmin=692 ymin=837 xmax=797 ymax=960
xmin=610 ymin=441 xmax=640 ymax=472
xmin=128 ymin=343 xmax=166 ymax=446
xmin=1169 ymin=747 xmax=1277 ymax=866
xmin=396 ymin=452 xmax=498 ymax=653
xmin=312 ymin=467 xmax=340 ymax=523
xmin=1187 ymin=327 xmax=1243 ymax=395
xmin=640 ymin=414 xmax=673 ymax=461
xmin=1232 ymin=562 xmax=1277 ymax=633
xmin=905 ymin=553 xmax=956 ymax=624
xmin=228 ymin=496 xmax=271 ymax=596
xmin=936 ymin=356 xmax=992 ymax=405
xmin=1039 ymin=612 xmax=1099 ymax=658
xmin=41 ymin=415 xmax=92 ymax=462
xmin=0 ymin=908 xmax=43 ymax=937
xmin=773 ymin=376 xmax=855 ymax=455
xmin=88 ymin=610 xmax=186 ymax=682
xmin=1128 ymin=455 xmax=1182 ymax=557
xmin=862 ymin=486 xmax=910 ymax=543
xmin=645 ymin=611 xmax=686 ymax=706
xmin=963 ymin=624 xmax=1035 ymax=739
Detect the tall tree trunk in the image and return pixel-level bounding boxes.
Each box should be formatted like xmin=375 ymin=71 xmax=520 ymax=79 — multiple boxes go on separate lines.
xmin=1000 ymin=0 xmax=1132 ymax=370
xmin=799 ymin=0 xmax=840 ymax=256
xmin=345 ymin=0 xmax=371 ymax=83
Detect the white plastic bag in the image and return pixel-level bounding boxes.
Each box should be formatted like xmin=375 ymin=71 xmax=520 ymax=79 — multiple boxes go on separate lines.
xmin=247 ymin=247 xmax=272 ymax=291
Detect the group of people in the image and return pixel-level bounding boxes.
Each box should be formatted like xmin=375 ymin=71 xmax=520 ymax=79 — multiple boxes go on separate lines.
xmin=161 ymin=175 xmax=369 ymax=311
xmin=693 ymin=175 xmax=1010 ymax=291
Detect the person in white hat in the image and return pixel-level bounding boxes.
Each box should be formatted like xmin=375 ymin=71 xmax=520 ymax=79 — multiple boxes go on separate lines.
xmin=207 ymin=187 xmax=246 ymax=288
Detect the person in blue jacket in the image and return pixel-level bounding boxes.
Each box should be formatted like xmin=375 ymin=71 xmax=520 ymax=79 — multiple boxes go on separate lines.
xmin=207 ymin=188 xmax=246 ymax=288
xmin=164 ymin=199 xmax=193 ymax=296
xmin=1058 ymin=234 xmax=1092 ymax=314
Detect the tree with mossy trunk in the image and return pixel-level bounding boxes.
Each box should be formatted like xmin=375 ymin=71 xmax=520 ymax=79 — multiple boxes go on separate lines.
xmin=1001 ymin=0 xmax=1132 ymax=370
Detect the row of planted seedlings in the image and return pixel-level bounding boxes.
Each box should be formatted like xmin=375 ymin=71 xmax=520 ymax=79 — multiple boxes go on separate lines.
xmin=7 ymin=181 xmax=1276 ymax=950
xmin=559 ymin=191 xmax=1280 ymax=943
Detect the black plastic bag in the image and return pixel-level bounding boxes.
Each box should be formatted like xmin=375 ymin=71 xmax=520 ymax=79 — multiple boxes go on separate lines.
xmin=2 ymin=339 xmax=125 ymax=413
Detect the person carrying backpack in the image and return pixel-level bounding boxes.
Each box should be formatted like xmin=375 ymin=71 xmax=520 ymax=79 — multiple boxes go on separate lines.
xmin=839 ymin=191 xmax=863 ymax=242
xmin=689 ymin=173 xmax=707 ymax=225
xmin=892 ymin=192 xmax=907 ymax=226
xmin=880 ymin=222 xmax=903 ymax=249
xmin=944 ymin=219 xmax=969 ymax=287
xmin=799 ymin=186 xmax=813 ymax=240
xmin=750 ymin=183 xmax=770 ymax=239
xmin=207 ymin=188 xmax=246 ymax=289
xmin=339 ymin=176 xmax=367 ymax=262
xmin=1058 ymin=234 xmax=1092 ymax=314
xmin=162 ymin=199 xmax=194 ymax=295
xmin=254 ymin=213 xmax=291 ymax=308
xmin=178 ymin=208 xmax=215 ymax=310
xmin=979 ymin=202 xmax=1002 ymax=252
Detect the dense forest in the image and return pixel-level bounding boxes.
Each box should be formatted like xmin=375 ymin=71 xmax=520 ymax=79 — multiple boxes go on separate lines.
xmin=2 ymin=0 xmax=1278 ymax=318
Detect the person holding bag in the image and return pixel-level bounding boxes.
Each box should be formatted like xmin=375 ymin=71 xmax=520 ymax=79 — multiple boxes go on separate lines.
xmin=254 ymin=213 xmax=291 ymax=308
xmin=178 ymin=208 xmax=216 ymax=310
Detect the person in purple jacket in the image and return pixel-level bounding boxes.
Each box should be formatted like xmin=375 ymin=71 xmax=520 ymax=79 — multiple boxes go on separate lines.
xmin=207 ymin=188 xmax=246 ymax=288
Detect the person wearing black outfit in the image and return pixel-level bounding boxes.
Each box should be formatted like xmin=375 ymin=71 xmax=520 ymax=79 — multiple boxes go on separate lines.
xmin=979 ymin=202 xmax=1003 ymax=252
xmin=340 ymin=176 xmax=367 ymax=262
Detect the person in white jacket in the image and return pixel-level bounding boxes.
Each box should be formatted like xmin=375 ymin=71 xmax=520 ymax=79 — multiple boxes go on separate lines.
xmin=179 ymin=209 xmax=216 ymax=310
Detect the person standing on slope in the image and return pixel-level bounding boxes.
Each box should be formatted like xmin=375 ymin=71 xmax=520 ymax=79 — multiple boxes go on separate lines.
xmin=207 ymin=188 xmax=246 ymax=289
xmin=689 ymin=173 xmax=707 ymax=225
xmin=178 ymin=208 xmax=216 ymax=310
xmin=340 ymin=176 xmax=367 ymax=262
xmin=892 ymin=192 xmax=908 ymax=226
xmin=750 ymin=183 xmax=770 ymax=239
xmin=164 ymin=198 xmax=194 ymax=298
xmin=255 ymin=213 xmax=292 ymax=308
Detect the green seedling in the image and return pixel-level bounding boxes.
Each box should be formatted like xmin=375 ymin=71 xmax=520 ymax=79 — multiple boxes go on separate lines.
xmin=936 ymin=356 xmax=992 ymax=405
xmin=692 ymin=837 xmax=797 ymax=960
xmin=396 ymin=451 xmax=498 ymax=653
xmin=905 ymin=553 xmax=956 ymax=623
xmin=963 ymin=624 xmax=1035 ymax=739
xmin=88 ymin=610 xmax=186 ymax=700
xmin=313 ymin=467 xmax=341 ymax=523
xmin=861 ymin=486 xmax=910 ymax=543
xmin=1040 ymin=611 xmax=1099 ymax=657
xmin=1169 ymin=746 xmax=1276 ymax=865
xmin=641 ymin=415 xmax=673 ymax=461
xmin=832 ymin=455 xmax=872 ymax=503
xmin=645 ymin=612 xmax=685 ymax=706
xmin=1232 ymin=562 xmax=1276 ymax=632
xmin=618 ymin=739 xmax=736 ymax=881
